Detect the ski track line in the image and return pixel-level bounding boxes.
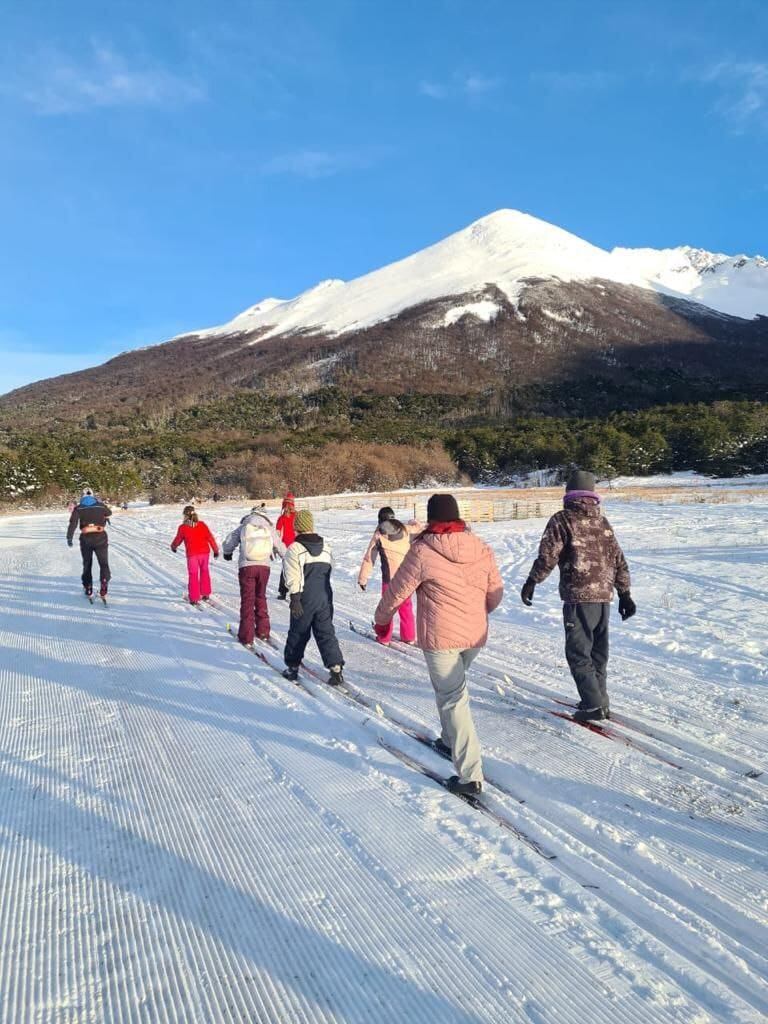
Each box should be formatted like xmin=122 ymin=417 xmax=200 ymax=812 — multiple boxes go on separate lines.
xmin=102 ymin=536 xmax=704 ymax=1024
xmin=338 ymin=602 xmax=767 ymax=806
xmin=40 ymin=520 xmax=765 ymax=1024
xmin=171 ymin=580 xmax=768 ymax=1017
xmin=489 ymin=614 xmax=768 ymax=756
xmin=198 ymin=610 xmax=768 ymax=1023
xmin=93 ymin=532 xmax=651 ymax=1019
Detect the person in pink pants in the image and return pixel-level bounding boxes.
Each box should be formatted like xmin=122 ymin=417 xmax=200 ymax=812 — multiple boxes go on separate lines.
xmin=171 ymin=506 xmax=220 ymax=604
xmin=358 ymin=507 xmax=418 ymax=645
xmin=375 ymin=580 xmax=416 ymax=644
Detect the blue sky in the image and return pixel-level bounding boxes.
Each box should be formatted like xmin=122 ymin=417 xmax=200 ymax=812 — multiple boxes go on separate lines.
xmin=1 ymin=0 xmax=767 ymax=394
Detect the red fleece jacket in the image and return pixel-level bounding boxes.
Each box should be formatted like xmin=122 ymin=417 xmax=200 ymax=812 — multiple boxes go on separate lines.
xmin=171 ymin=521 xmax=219 ymax=557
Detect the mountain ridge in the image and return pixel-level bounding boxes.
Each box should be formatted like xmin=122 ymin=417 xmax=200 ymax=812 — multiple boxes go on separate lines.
xmin=1 ymin=209 xmax=766 ymax=431
xmin=184 ymin=208 xmax=767 ymax=344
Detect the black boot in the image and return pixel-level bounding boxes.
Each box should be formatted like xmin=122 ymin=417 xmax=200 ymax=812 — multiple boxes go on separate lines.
xmin=283 ymin=666 xmax=299 ymax=681
xmin=327 ymin=666 xmax=344 ymax=686
xmin=573 ymin=706 xmax=607 ymax=723
xmin=433 ymin=738 xmax=452 ymax=759
xmin=446 ymin=776 xmax=482 ymax=796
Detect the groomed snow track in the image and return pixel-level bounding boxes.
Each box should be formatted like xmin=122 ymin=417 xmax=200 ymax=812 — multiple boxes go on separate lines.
xmin=0 ymin=501 xmax=766 ymax=1024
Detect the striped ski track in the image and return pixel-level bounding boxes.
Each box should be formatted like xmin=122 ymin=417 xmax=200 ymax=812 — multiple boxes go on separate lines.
xmin=111 ymin=523 xmax=768 ymax=1018
xmin=476 ymin=612 xmax=767 ymax=782
xmin=0 ymin=524 xmax=630 ymax=1024
xmin=486 ymin=525 xmax=768 ymax=770
xmin=0 ymin=518 xmax=736 ymax=1024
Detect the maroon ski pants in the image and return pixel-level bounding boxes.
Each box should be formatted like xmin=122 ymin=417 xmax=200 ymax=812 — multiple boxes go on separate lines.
xmin=238 ymin=565 xmax=271 ymax=645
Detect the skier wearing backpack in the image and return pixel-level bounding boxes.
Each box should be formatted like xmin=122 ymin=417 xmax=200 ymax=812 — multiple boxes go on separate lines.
xmin=275 ymin=493 xmax=296 ymax=600
xmin=520 ymin=469 xmax=635 ymax=722
xmin=358 ymin=506 xmax=417 ymax=645
xmin=67 ymin=488 xmax=113 ymax=599
xmin=171 ymin=506 xmax=220 ymax=604
xmin=222 ymin=507 xmax=286 ymax=646
xmin=282 ymin=510 xmax=345 ymax=685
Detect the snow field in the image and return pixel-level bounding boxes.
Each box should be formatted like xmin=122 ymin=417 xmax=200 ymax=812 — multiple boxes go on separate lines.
xmin=0 ymin=496 xmax=766 ymax=1023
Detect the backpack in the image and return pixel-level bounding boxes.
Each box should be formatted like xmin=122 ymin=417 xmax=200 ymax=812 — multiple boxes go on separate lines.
xmin=243 ymin=520 xmax=273 ymax=561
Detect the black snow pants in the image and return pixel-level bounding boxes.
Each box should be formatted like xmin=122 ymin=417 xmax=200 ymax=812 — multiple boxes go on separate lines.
xmin=80 ymin=533 xmax=111 ymax=591
xmin=284 ymin=599 xmax=344 ymax=670
xmin=563 ymin=602 xmax=610 ymax=712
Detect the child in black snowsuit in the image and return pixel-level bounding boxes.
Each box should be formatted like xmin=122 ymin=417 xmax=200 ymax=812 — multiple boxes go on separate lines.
xmin=282 ymin=510 xmax=345 ymax=685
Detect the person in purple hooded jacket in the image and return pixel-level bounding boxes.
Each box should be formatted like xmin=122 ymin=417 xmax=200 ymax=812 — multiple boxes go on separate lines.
xmin=520 ymin=469 xmax=636 ymax=722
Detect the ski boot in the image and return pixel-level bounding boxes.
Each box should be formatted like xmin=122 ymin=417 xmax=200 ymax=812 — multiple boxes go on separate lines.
xmin=446 ymin=776 xmax=482 ymax=796
xmin=282 ymin=666 xmax=299 ymax=681
xmin=577 ymin=700 xmax=610 ymax=721
xmin=573 ymin=706 xmax=606 ymax=723
xmin=327 ymin=666 xmax=345 ymax=686
xmin=433 ymin=737 xmax=452 ymax=759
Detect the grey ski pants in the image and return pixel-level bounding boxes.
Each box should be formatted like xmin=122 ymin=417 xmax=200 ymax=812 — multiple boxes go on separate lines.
xmin=563 ymin=602 xmax=610 ymax=711
xmin=422 ymin=648 xmax=483 ymax=783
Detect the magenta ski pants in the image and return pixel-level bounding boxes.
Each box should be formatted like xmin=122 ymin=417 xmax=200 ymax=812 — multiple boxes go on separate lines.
xmin=186 ymin=553 xmax=212 ymax=603
xmin=374 ymin=581 xmax=416 ymax=644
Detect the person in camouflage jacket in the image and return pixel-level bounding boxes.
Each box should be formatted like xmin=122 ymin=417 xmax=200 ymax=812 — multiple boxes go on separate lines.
xmin=520 ymin=470 xmax=636 ymax=722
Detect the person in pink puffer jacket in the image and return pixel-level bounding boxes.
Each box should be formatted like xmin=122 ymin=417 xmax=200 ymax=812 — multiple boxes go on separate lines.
xmin=374 ymin=493 xmax=503 ymax=796
xmin=358 ymin=506 xmax=420 ymax=645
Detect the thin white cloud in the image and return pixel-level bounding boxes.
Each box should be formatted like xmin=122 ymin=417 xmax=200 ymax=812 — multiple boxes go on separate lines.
xmin=463 ymin=74 xmax=502 ymax=96
xmin=419 ymin=80 xmax=448 ymax=99
xmin=698 ymin=60 xmax=768 ymax=131
xmin=261 ymin=146 xmax=390 ymax=179
xmin=12 ymin=43 xmax=205 ymax=115
xmin=530 ymin=70 xmax=616 ymax=91
xmin=419 ymin=72 xmax=502 ymax=100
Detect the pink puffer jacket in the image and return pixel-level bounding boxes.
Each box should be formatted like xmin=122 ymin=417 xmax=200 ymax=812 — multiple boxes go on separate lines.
xmin=374 ymin=529 xmax=503 ymax=651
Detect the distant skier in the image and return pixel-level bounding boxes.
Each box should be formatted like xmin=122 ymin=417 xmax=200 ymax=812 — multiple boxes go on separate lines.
xmin=67 ymin=488 xmax=112 ymax=600
xmin=358 ymin=506 xmax=418 ymax=645
xmin=282 ymin=510 xmax=345 ymax=685
xmin=374 ymin=494 xmax=503 ymax=796
xmin=222 ymin=506 xmax=286 ymax=646
xmin=520 ymin=469 xmax=636 ymax=722
xmin=275 ymin=492 xmax=297 ymax=600
xmin=171 ymin=506 xmax=219 ymax=605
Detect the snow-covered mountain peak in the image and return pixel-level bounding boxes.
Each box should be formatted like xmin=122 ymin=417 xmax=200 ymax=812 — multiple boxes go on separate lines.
xmin=189 ymin=210 xmax=767 ymax=342
xmin=612 ymin=243 xmax=768 ymax=319
xmin=195 ymin=209 xmax=657 ymax=341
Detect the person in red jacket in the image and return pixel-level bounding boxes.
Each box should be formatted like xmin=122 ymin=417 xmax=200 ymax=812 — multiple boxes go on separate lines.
xmin=171 ymin=505 xmax=219 ymax=604
xmin=275 ymin=493 xmax=296 ymax=599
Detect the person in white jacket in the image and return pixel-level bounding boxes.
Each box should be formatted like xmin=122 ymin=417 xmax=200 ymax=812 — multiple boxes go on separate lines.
xmin=223 ymin=508 xmax=285 ymax=646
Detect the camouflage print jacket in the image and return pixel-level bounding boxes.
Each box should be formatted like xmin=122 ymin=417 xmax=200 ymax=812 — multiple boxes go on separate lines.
xmin=528 ymin=499 xmax=631 ymax=604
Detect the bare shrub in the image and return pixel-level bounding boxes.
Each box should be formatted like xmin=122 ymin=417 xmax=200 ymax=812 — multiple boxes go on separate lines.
xmin=243 ymin=440 xmax=460 ymax=499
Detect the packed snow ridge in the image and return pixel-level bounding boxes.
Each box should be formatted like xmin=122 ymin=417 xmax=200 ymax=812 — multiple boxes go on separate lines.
xmin=195 ymin=209 xmax=767 ymax=341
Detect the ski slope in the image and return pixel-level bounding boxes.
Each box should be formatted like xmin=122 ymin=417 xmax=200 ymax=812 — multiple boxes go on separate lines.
xmin=0 ymin=496 xmax=766 ymax=1023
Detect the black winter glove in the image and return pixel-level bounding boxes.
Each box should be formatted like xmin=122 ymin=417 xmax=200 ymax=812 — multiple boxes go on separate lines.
xmin=67 ymin=539 xmax=73 ymax=548
xmin=358 ymin=582 xmax=366 ymax=592
xmin=222 ymin=552 xmax=233 ymax=561
xmin=289 ymin=594 xmax=304 ymax=619
xmin=213 ymin=552 xmax=219 ymax=559
xmin=170 ymin=545 xmax=177 ymax=553
xmin=520 ymin=578 xmax=536 ymax=606
xmin=618 ymin=592 xmax=637 ymax=620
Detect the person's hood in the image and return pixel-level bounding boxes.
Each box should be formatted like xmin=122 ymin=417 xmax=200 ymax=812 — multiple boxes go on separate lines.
xmin=378 ymin=519 xmax=405 ymax=541
xmin=419 ymin=529 xmax=487 ymax=565
xmin=80 ymin=495 xmax=98 ymax=507
xmin=240 ymin=511 xmax=273 ymax=527
xmin=564 ymin=497 xmax=602 ymax=518
xmin=297 ymin=533 xmax=324 ymax=557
